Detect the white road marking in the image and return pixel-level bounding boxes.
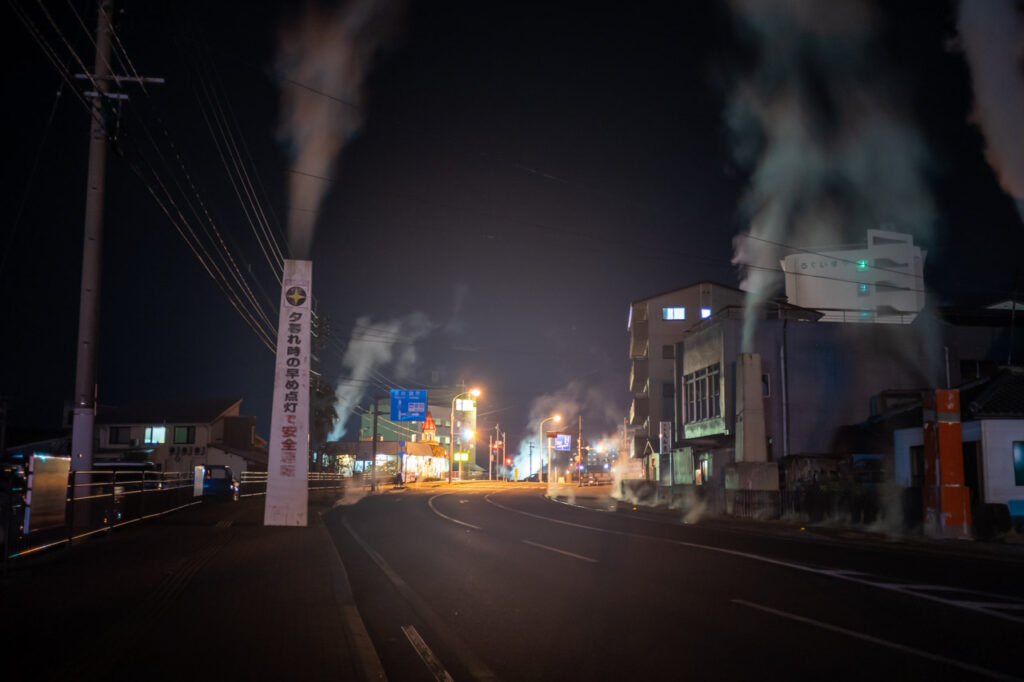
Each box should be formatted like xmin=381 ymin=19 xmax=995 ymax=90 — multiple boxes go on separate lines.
xmin=485 ymin=493 xmax=1024 ymax=624
xmin=732 ymin=599 xmax=1023 ymax=682
xmin=428 ymin=494 xmax=481 ymax=530
xmin=402 ymin=624 xmax=454 ymax=682
xmin=521 ymin=539 xmax=598 ymax=563
xmin=343 ymin=518 xmax=499 ymax=681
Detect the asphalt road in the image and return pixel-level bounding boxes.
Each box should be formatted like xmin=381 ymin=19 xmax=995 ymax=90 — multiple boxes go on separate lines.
xmin=327 ymin=482 xmax=1024 ymax=682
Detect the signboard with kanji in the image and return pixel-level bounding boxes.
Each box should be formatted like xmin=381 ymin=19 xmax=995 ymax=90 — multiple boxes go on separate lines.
xmin=554 ymin=434 xmax=572 ymax=451
xmin=264 ymin=259 xmax=312 ymax=527
xmin=390 ymin=390 xmax=427 ymax=421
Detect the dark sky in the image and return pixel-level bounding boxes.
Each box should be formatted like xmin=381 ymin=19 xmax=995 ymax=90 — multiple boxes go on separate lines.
xmin=2 ymin=1 xmax=1022 ymax=449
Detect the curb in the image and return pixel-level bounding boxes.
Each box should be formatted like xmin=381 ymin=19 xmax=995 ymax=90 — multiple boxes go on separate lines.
xmin=318 ymin=511 xmax=388 ymax=681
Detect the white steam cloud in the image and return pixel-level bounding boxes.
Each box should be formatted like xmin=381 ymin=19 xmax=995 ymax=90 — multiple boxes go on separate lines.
xmin=328 ymin=312 xmax=434 ymax=440
xmin=957 ymin=0 xmax=1024 ymax=223
xmin=510 ymin=380 xmax=622 ymax=485
xmin=276 ymin=0 xmax=400 ymax=258
xmin=727 ymin=0 xmax=936 ymax=351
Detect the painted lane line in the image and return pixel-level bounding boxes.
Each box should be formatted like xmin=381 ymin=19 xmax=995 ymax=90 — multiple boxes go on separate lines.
xmin=343 ymin=517 xmax=498 ymax=681
xmin=732 ymin=599 xmax=1023 ymax=682
xmin=402 ymin=624 xmax=454 ymax=682
xmin=485 ymin=493 xmax=1024 ymax=625
xmin=428 ymin=494 xmax=481 ymax=530
xmin=521 ymin=539 xmax=598 ymax=564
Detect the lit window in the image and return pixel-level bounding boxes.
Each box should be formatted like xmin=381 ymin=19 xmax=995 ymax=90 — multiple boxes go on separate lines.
xmin=700 ymin=308 xmax=711 ymax=319
xmin=662 ymin=307 xmax=685 ymax=320
xmin=144 ymin=426 xmax=166 ymax=444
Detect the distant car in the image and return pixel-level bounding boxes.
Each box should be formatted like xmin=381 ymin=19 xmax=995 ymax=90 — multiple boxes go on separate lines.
xmin=584 ymin=471 xmax=613 ymax=486
xmin=203 ymin=465 xmax=239 ymax=500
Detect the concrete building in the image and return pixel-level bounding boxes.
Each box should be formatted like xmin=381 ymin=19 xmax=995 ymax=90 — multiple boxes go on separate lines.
xmin=93 ymin=398 xmax=267 ymax=475
xmin=780 ymin=228 xmax=927 ymax=324
xmin=628 ymin=282 xmax=746 ymax=480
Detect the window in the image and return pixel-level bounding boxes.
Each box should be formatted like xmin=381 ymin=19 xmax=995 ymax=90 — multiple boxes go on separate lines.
xmin=662 ymin=345 xmax=674 ymax=359
xmin=662 ymin=307 xmax=685 ymax=320
xmin=1014 ymin=442 xmax=1024 ymax=486
xmin=173 ymin=426 xmax=196 ymax=444
xmin=144 ymin=426 xmax=166 ymax=444
xmin=662 ymin=382 xmax=674 ymax=398
xmin=683 ymin=363 xmax=721 ymax=423
xmin=700 ymin=308 xmax=711 ymax=319
xmin=109 ymin=426 xmax=130 ymax=444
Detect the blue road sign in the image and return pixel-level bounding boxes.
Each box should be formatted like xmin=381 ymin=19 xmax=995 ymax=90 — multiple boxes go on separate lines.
xmin=390 ymin=390 xmax=427 ymax=421
xmin=554 ymin=434 xmax=572 ymax=451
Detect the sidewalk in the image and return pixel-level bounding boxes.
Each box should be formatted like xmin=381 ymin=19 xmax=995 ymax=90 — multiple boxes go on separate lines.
xmin=0 ymin=491 xmax=384 ymax=681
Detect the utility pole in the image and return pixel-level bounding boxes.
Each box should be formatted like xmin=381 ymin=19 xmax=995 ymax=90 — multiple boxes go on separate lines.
xmin=70 ymin=1 xmax=163 ymax=471
xmin=369 ymin=395 xmax=382 ymax=492
xmin=493 ymin=423 xmax=500 ymax=481
xmin=528 ymin=442 xmax=534 ymax=482
xmin=577 ymin=415 xmax=583 ymax=487
xmin=488 ymin=434 xmax=493 ymax=481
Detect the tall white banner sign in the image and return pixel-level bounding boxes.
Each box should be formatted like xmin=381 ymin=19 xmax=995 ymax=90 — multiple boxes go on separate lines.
xmin=264 ymin=259 xmax=312 ymax=526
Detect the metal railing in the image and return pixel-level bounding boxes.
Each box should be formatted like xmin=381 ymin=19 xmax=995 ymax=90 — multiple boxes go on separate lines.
xmin=3 ymin=469 xmax=199 ymax=561
xmin=3 ymin=469 xmax=347 ymax=561
xmin=238 ymin=471 xmax=345 ymax=498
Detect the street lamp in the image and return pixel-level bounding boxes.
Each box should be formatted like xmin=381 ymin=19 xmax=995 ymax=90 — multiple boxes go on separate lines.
xmin=538 ymin=414 xmax=561 ymax=483
xmin=450 ymin=388 xmax=481 ymax=484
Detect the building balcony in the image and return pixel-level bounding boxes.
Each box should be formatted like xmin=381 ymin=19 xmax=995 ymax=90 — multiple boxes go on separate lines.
xmin=629 ymin=358 xmax=649 ymax=394
xmin=629 ymin=319 xmax=649 ymax=359
xmin=629 ymin=396 xmax=649 ymax=427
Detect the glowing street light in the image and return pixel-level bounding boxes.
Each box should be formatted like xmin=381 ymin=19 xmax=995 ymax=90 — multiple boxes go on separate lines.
xmin=538 ymin=414 xmax=561 ymax=483
xmin=450 ymin=388 xmax=481 ymax=484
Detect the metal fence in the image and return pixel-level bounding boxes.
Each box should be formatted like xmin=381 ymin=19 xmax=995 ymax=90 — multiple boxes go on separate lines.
xmin=3 ymin=469 xmax=198 ymax=560
xmin=4 ymin=470 xmax=346 ymax=561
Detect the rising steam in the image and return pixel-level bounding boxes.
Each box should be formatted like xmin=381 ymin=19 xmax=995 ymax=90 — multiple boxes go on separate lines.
xmin=328 ymin=312 xmax=434 ymax=440
xmin=276 ymin=0 xmax=400 ymax=258
xmin=957 ymin=0 xmax=1024 ymax=223
xmin=727 ymin=0 xmax=936 ymax=351
xmin=510 ymin=380 xmax=622 ymax=485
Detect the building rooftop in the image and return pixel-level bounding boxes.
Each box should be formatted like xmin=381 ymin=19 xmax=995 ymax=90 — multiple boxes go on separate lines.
xmin=95 ymin=398 xmax=242 ymax=425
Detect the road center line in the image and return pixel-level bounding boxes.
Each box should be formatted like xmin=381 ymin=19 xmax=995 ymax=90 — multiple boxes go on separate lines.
xmin=402 ymin=624 xmax=454 ymax=682
xmin=521 ymin=539 xmax=598 ymax=563
xmin=428 ymin=494 xmax=481 ymax=530
xmin=731 ymin=599 xmax=1023 ymax=682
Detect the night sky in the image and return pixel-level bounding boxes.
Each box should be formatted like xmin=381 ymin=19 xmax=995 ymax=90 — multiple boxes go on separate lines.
xmin=2 ymin=1 xmax=1022 ymax=453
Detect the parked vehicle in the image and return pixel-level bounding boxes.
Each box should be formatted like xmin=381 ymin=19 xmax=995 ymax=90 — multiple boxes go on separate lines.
xmin=203 ymin=465 xmax=239 ymax=500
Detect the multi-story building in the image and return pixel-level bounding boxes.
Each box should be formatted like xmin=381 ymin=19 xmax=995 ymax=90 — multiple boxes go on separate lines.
xmin=780 ymin=228 xmax=926 ymax=323
xmin=628 ymin=282 xmax=746 ymax=480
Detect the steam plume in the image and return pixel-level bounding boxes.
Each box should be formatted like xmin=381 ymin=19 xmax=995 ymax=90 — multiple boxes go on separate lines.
xmin=957 ymin=0 xmax=1024 ymax=223
xmin=727 ymin=0 xmax=935 ymax=350
xmin=511 ymin=380 xmax=621 ymax=484
xmin=276 ymin=0 xmax=400 ymax=258
xmin=328 ymin=312 xmax=434 ymax=440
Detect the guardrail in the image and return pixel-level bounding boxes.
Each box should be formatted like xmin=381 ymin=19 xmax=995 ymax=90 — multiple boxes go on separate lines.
xmin=3 ymin=470 xmax=346 ymax=561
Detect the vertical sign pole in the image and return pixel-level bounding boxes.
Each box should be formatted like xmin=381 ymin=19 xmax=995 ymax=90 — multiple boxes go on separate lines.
xmin=264 ymin=259 xmax=312 ymax=526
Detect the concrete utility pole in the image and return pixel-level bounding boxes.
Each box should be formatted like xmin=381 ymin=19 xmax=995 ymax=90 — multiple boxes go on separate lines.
xmin=70 ymin=0 xmax=114 ymax=473
xmin=70 ymin=1 xmax=163 ymax=471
